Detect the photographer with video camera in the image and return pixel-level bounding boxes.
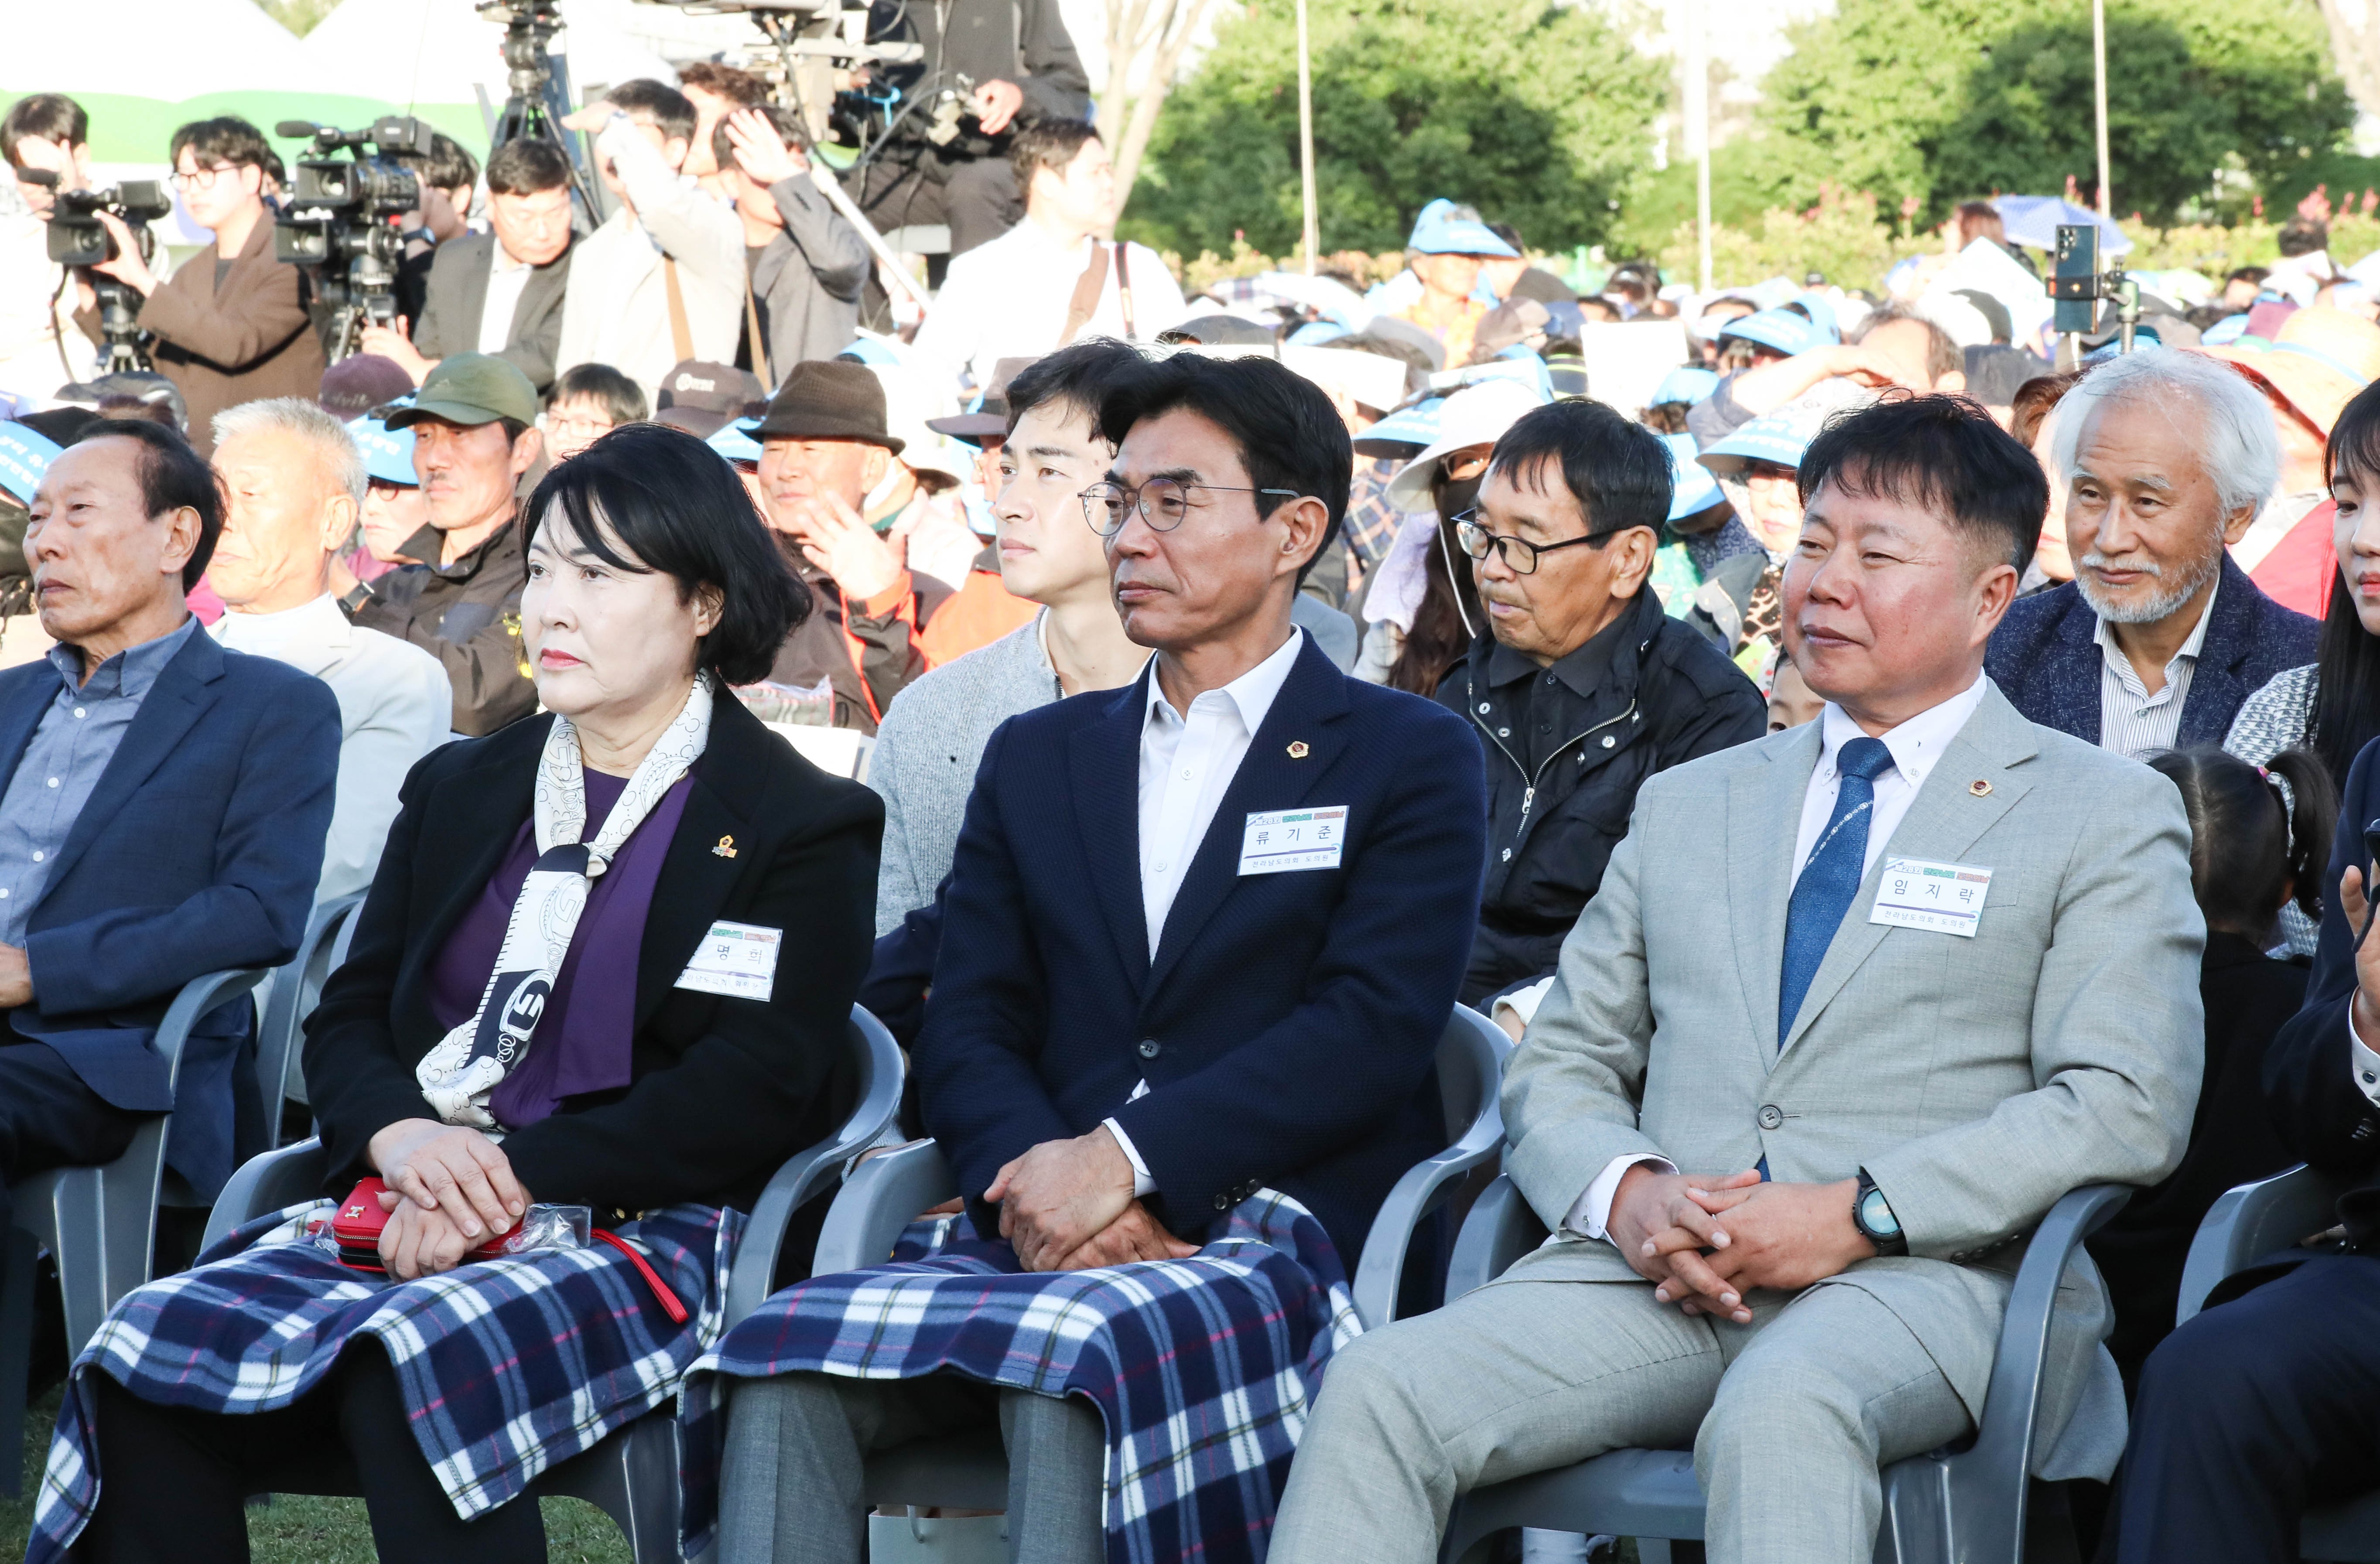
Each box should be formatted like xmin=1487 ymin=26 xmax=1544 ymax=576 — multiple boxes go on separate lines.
xmin=84 ymin=116 xmax=324 ymax=456
xmin=360 ymin=137 xmax=576 ymax=396
xmin=850 ymin=0 xmax=1092 ymax=268
xmin=387 ymin=130 xmax=480 ymax=330
xmin=1 ymin=94 xmax=100 ymax=401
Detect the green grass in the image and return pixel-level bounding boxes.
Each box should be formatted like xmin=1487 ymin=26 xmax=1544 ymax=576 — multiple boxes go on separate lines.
xmin=7 ymin=1385 xmax=633 ymax=1562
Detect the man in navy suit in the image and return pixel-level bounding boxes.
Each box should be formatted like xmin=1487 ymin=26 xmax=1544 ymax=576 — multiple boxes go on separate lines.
xmin=1985 ymin=349 xmax=2314 ymax=756
xmin=0 ymin=419 xmax=338 ymax=1261
xmin=716 ymin=354 xmax=1487 ymax=1564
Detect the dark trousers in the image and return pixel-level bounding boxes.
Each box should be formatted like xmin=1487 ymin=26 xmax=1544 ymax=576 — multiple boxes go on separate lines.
xmin=0 ymin=1040 xmax=146 ymax=1238
xmin=82 ymin=1342 xmax=546 ymax=1564
xmin=2105 ymin=1252 xmax=2380 ymax=1563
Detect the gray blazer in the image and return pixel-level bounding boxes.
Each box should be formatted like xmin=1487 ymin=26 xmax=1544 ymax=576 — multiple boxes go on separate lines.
xmin=1500 ymin=680 xmax=2205 ymax=1479
xmin=749 ymin=174 xmax=869 ymax=379
xmin=414 ymin=232 xmax=574 ymax=394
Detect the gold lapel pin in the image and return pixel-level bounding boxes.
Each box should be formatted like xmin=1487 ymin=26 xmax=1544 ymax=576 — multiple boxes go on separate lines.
xmin=1287 ymin=741 xmax=1310 ymax=759
xmin=713 ymin=835 xmax=738 ymax=858
xmin=1968 ymin=779 xmax=1993 ymax=797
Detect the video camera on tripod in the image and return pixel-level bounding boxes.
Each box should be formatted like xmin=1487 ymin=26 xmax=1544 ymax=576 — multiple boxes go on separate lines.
xmin=271 ymin=116 xmax=437 ymax=362
xmin=17 ymin=171 xmax=171 ymax=375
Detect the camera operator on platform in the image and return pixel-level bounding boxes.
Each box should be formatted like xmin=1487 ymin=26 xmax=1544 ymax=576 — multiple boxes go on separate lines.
xmin=0 ymin=94 xmax=100 ymax=402
xmin=81 ymin=116 xmax=325 ymax=457
xmin=848 ymin=0 xmax=1092 ymax=280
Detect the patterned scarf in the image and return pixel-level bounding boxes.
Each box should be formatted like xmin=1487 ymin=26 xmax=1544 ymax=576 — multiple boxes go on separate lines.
xmin=415 ymin=676 xmax=713 ymax=1127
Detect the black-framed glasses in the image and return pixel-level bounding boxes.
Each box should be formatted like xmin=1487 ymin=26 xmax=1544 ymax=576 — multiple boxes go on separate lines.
xmin=1079 ymin=478 xmax=1301 ymax=537
xmin=1453 ymin=512 xmax=1615 ymax=574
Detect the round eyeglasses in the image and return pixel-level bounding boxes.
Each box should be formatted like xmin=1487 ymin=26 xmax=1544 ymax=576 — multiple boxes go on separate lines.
xmin=1453 ymin=512 xmax=1617 ymax=574
xmin=1079 ymin=478 xmax=1302 ymax=537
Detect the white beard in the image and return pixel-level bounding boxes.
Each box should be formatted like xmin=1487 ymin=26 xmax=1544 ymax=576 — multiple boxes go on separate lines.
xmin=2075 ymin=550 xmax=2217 ymax=625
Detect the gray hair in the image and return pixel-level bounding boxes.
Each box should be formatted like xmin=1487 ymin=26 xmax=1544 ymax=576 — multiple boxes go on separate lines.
xmin=2045 ymin=349 xmax=2280 ymax=519
xmin=210 ymin=396 xmax=367 ymax=509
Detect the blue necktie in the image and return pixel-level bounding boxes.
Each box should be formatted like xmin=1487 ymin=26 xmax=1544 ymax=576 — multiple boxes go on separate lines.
xmin=1778 ymin=736 xmax=1894 ymax=1050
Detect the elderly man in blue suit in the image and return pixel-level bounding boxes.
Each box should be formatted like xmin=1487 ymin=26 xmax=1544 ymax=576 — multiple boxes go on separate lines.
xmin=0 ymin=419 xmax=338 ymax=1260
xmin=1985 ymin=349 xmax=2314 ymax=757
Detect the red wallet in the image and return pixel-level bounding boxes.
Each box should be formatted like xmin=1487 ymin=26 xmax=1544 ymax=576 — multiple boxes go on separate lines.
xmin=330 ymin=1180 xmax=688 ymax=1324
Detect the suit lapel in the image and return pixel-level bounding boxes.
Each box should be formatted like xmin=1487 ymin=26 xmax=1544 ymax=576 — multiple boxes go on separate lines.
xmin=1730 ymin=725 xmax=1819 ymax=1072
xmin=0 ymin=665 xmax=59 ymax=801
xmin=1146 ymin=642 xmax=1351 ymax=996
xmin=2054 ymin=598 xmax=2103 ymax=747
xmin=633 ymin=750 xmax=755 ymax=1029
xmin=1069 ymin=671 xmax=1155 ymax=990
xmin=44 ymin=633 xmax=222 ymax=893
xmin=455 ymin=237 xmax=495 ymax=341
xmin=2177 ymin=556 xmax=2257 ymax=748
xmin=1779 ymin=688 xmax=2038 ymax=1054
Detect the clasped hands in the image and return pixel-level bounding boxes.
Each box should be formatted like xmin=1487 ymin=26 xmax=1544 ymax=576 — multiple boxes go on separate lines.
xmin=366 ymin=1118 xmax=530 ymax=1281
xmin=1606 ymin=1163 xmax=1874 ymax=1326
xmin=986 ymin=1127 xmax=1197 ymax=1273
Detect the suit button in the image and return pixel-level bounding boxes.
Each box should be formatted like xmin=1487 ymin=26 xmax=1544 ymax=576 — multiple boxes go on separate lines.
xmin=1139 ymin=1039 xmax=1162 ymax=1059
xmin=1756 ymin=1104 xmax=1784 ymax=1130
xmin=1214 ymin=1194 xmax=1230 ymax=1211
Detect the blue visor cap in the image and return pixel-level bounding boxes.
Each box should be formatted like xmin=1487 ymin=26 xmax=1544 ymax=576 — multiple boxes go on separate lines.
xmin=711 ymin=420 xmax=764 ymax=465
xmin=1408 ymin=198 xmax=1520 ymax=258
xmin=1351 ymin=396 xmax=1445 ymax=458
xmin=1698 ymin=401 xmax=1841 ymax=477
xmin=0 ymin=421 xmax=62 ymax=505
xmin=1652 ymin=366 xmax=1720 ymax=407
xmin=1661 ymin=434 xmax=1723 ymax=520
xmin=1717 ymin=308 xmax=1820 ymax=359
xmin=347 ymin=413 xmax=419 ymax=488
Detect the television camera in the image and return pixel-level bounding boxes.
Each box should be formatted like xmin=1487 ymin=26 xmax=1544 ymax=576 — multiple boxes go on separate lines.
xmin=271 ymin=116 xmax=437 ymax=363
xmin=20 ymin=171 xmax=171 ymax=374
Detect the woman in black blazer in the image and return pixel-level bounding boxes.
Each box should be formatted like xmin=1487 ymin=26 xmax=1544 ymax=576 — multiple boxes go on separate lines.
xmin=63 ymin=423 xmax=881 ymax=1564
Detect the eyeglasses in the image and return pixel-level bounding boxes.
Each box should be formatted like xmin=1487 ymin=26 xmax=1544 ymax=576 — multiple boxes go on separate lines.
xmin=1453 ymin=512 xmax=1615 ymax=575
xmin=1440 ymin=450 xmax=1493 ymax=482
xmin=169 ymin=163 xmax=238 ymax=190
xmin=1078 ymin=478 xmax=1300 ymax=537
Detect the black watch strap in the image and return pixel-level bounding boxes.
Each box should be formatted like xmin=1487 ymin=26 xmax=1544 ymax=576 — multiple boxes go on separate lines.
xmin=337 ymin=579 xmax=375 ymax=618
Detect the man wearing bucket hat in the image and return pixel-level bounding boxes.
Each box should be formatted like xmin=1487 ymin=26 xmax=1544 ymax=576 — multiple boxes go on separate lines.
xmin=1383 ymin=200 xmax=1520 ymax=370
xmin=1645 ymin=430 xmax=1763 ymax=628
xmin=345 ymin=407 xmax=431 ymax=584
xmin=1691 ymin=305 xmax=1962 ymax=449
xmin=350 ymin=353 xmax=545 ymax=736
xmin=2202 ymin=304 xmax=2380 ymax=616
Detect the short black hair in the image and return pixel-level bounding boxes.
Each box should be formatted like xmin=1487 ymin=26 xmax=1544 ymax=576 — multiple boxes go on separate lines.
xmin=1005 ymin=338 xmax=1147 ymax=436
xmin=2278 ymin=217 xmax=2329 ymax=259
xmin=677 ymin=60 xmax=768 ymax=107
xmin=2226 ymin=265 xmax=2271 ymax=287
xmin=608 ymin=80 xmax=699 ymax=147
xmin=524 ymin=422 xmax=807 ymax=684
xmin=68 ymin=418 xmax=223 ymax=591
xmin=169 ymin=115 xmax=272 ymax=175
xmin=1796 ymin=391 xmax=2045 ymax=573
xmin=1009 ymin=120 xmax=1101 ymax=200
xmin=392 ymin=130 xmax=478 ymax=196
xmin=3 ymin=94 xmax=89 ymax=165
xmin=1488 ymin=400 xmax=1671 ymax=540
xmin=1094 ymin=352 xmax=1351 ymax=587
xmin=547 ymin=362 xmax=649 ymax=424
xmin=486 ymin=136 xmax=572 ymax=197
xmin=711 ymin=103 xmax=804 ymax=174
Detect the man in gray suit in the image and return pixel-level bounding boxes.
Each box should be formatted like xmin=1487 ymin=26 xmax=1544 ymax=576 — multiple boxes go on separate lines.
xmin=361 ymin=138 xmax=576 ymax=396
xmin=1270 ymin=393 xmax=2206 ymax=1564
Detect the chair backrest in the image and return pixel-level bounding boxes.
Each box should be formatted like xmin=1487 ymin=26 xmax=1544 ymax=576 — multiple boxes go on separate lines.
xmin=254 ymin=891 xmax=367 ymax=1141
xmin=1434 ymin=1005 xmax=1511 ymax=1151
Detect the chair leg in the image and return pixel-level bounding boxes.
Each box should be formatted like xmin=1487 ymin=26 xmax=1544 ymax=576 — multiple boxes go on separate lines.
xmin=0 ymin=1225 xmax=37 ymax=1502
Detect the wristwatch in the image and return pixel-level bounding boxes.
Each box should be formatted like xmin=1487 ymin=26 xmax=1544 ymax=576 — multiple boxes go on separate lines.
xmin=1853 ymin=1170 xmax=1907 ymax=1257
xmin=336 ymin=579 xmax=375 ymax=618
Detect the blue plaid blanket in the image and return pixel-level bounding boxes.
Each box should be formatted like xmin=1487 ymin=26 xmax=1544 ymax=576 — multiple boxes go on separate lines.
xmin=681 ymin=1191 xmax=1360 ymax=1564
xmin=28 ymin=1200 xmax=739 ymax=1563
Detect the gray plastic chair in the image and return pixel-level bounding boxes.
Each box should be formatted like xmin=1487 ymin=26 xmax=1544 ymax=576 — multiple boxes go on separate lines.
xmin=2176 ymin=1163 xmax=2380 ymax=1561
xmin=190 ymin=1003 xmax=907 ymax=1562
xmin=1436 ymin=1177 xmax=2133 ymax=1564
xmin=797 ymin=1005 xmax=1514 ymax=1516
xmin=0 ymin=966 xmax=269 ymax=1499
xmin=252 ymin=890 xmax=367 ymax=1142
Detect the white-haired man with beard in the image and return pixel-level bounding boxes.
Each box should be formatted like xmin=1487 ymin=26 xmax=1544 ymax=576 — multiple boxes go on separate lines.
xmin=1987 ymin=350 xmax=2317 ymax=756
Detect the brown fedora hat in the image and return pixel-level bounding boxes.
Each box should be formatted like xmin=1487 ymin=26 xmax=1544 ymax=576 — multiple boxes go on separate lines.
xmin=750 ymin=359 xmax=906 ymax=454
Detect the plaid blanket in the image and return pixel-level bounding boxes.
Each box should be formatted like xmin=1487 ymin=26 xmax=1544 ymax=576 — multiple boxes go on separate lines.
xmin=28 ymin=1199 xmax=739 ymax=1563
xmin=681 ymin=1191 xmax=1360 ymax=1564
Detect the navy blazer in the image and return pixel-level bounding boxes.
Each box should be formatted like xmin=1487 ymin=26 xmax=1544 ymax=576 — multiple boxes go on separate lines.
xmin=1985 ymin=553 xmax=2317 ymax=748
xmin=0 ymin=627 xmax=339 ymax=1195
xmin=911 ymin=635 xmax=1489 ymax=1262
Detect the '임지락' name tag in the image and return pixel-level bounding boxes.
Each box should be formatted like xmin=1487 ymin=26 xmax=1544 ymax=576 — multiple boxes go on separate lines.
xmin=1238 ymin=806 xmax=1348 ymax=875
xmin=1869 ymin=857 xmax=1993 ymax=937
xmin=674 ymin=920 xmax=782 ymax=999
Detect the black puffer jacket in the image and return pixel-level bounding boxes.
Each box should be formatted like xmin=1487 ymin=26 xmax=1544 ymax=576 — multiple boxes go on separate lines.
xmin=1434 ymin=587 xmax=1765 ymax=1004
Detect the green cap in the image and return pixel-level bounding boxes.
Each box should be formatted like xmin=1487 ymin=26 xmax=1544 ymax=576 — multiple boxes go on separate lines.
xmin=385 ymin=352 xmax=540 ymax=430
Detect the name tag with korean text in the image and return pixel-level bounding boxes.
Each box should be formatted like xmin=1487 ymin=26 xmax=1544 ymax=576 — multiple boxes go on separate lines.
xmin=1239 ymin=806 xmax=1348 ymax=875
xmin=674 ymin=920 xmax=782 ymax=999
xmin=1870 ymin=857 xmax=1993 ymax=937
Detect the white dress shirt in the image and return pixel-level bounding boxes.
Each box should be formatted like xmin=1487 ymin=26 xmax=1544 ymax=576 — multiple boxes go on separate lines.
xmin=911 ymin=216 xmax=1189 ymax=396
xmin=2093 ymin=574 xmax=2215 ymax=760
xmin=1566 ymin=671 xmax=1992 ymax=1242
xmin=1103 ymin=629 xmax=1306 ymax=1194
xmin=210 ymin=595 xmax=451 ymax=903
xmin=477 ymin=242 xmax=534 ymax=357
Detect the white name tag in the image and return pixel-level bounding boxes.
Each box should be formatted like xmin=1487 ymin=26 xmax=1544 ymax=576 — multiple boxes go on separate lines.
xmin=1869 ymin=857 xmax=1994 ymax=937
xmin=1238 ymin=806 xmax=1348 ymax=875
xmin=674 ymin=920 xmax=782 ymax=1000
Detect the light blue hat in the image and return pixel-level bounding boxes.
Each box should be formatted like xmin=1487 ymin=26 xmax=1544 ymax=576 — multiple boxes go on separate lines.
xmin=1698 ymin=386 xmax=1867 ymax=476
xmin=1717 ymin=308 xmax=1822 ymax=359
xmin=346 ymin=407 xmax=418 ymax=488
xmin=0 ymin=421 xmax=61 ymax=505
xmin=1351 ymin=395 xmax=1445 ymax=458
xmin=709 ymin=420 xmax=763 ymax=465
xmin=1651 ymin=366 xmax=1720 ymax=407
xmin=1793 ymin=290 xmax=1842 ymax=343
xmin=1407 ymin=199 xmax=1520 ymax=259
xmin=1661 ymin=434 xmax=1723 ymax=521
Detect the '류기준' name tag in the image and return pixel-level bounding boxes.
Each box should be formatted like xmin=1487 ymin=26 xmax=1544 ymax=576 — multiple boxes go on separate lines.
xmin=1869 ymin=857 xmax=1993 ymax=937
xmin=1239 ymin=806 xmax=1348 ymax=875
xmin=674 ymin=920 xmax=782 ymax=999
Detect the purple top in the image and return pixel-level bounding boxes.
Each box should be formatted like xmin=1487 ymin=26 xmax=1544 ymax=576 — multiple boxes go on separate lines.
xmin=427 ymin=768 xmax=695 ymax=1129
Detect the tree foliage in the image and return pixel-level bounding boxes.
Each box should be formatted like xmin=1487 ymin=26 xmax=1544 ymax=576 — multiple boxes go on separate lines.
xmin=1755 ymin=0 xmax=2352 ymax=224
xmin=1124 ymin=0 xmax=1666 ymax=258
